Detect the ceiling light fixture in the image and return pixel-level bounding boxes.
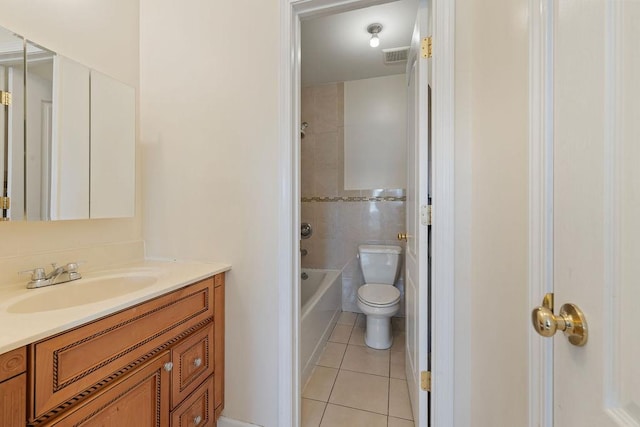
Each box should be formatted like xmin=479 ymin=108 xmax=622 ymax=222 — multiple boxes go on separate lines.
xmin=367 ymin=23 xmax=383 ymax=48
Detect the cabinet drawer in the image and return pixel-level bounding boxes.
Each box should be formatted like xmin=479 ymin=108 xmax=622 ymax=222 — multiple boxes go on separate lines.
xmin=31 ymin=278 xmax=214 ymax=421
xmin=171 ymin=324 xmax=214 ymax=408
xmin=171 ymin=375 xmax=214 ymax=427
xmin=41 ymin=352 xmax=171 ymax=427
xmin=0 ymin=346 xmax=26 ymax=382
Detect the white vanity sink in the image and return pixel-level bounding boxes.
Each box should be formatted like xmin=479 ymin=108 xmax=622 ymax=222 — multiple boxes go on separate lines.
xmin=7 ymin=274 xmax=158 ymax=313
xmin=0 ymin=260 xmax=231 ymax=355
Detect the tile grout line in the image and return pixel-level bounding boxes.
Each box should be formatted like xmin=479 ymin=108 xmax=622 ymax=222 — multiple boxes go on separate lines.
xmin=337 ymin=366 xmax=390 ymax=379
xmin=388 ymin=341 xmax=393 ymax=420
xmin=387 ymin=370 xmax=391 ymax=424
xmin=325 ymin=401 xmax=393 ymax=419
xmin=309 ymin=329 xmax=338 ymax=427
xmin=316 ymin=318 xmax=349 ymax=426
xmin=336 ymin=325 xmax=351 ymax=369
xmin=317 ymin=399 xmax=328 ymax=427
xmin=303 ymin=397 xmax=329 ymax=404
xmin=319 ymin=313 xmax=355 ymax=422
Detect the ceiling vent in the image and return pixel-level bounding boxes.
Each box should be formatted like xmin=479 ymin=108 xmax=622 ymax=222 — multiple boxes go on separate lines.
xmin=382 ymin=46 xmax=410 ymax=64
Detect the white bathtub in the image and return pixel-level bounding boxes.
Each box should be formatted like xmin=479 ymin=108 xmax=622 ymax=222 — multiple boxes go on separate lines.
xmin=300 ymin=268 xmax=341 ymax=388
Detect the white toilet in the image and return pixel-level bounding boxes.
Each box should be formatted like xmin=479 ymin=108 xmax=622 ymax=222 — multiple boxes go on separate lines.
xmin=356 ymin=244 xmax=402 ymax=349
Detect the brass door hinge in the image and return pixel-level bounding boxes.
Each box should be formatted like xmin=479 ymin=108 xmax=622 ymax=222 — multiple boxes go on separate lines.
xmin=0 ymin=196 xmax=10 ymax=209
xmin=421 ymin=370 xmax=431 ymax=391
xmin=0 ymin=91 xmax=12 ymax=106
xmin=421 ymin=37 xmax=432 ymax=59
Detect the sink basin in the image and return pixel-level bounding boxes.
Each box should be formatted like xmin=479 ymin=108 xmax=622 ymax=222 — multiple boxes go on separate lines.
xmin=7 ymin=274 xmax=158 ymax=313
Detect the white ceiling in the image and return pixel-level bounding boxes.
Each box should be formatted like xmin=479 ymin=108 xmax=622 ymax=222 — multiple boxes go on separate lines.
xmin=301 ymin=0 xmax=418 ymax=86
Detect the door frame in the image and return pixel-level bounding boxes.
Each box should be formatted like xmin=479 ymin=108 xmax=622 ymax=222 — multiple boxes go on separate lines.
xmin=277 ymin=0 xmax=455 ymax=424
xmin=528 ymin=1 xmax=554 ymax=426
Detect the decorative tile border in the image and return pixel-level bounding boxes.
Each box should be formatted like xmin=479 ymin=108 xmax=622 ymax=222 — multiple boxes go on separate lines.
xmin=301 ymin=195 xmax=406 ymax=203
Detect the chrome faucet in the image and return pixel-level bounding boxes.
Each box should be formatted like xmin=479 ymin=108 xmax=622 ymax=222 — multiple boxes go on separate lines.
xmin=21 ymin=262 xmax=82 ymax=289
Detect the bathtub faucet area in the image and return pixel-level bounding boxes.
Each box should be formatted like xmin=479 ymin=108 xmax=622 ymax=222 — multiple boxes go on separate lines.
xmin=301 ymin=223 xmax=313 ymax=239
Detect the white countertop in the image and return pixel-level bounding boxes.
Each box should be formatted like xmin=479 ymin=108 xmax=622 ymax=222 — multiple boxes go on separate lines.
xmin=0 ymin=260 xmax=231 ymax=354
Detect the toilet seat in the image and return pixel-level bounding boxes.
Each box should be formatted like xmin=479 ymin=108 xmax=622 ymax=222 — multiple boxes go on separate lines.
xmin=357 ymin=284 xmax=400 ymax=307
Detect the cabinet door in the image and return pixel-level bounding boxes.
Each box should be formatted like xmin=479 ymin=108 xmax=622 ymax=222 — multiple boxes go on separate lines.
xmin=42 ymin=352 xmax=171 ymax=427
xmin=0 ymin=374 xmax=26 ymax=427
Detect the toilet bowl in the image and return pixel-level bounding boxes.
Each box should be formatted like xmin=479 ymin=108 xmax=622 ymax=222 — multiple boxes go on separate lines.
xmin=356 ymin=245 xmax=402 ymax=350
xmin=357 ymin=284 xmax=401 ymax=349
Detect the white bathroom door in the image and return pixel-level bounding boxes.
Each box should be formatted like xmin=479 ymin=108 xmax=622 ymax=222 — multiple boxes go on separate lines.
xmin=536 ymin=0 xmax=640 ymax=424
xmin=404 ymin=0 xmax=430 ymax=424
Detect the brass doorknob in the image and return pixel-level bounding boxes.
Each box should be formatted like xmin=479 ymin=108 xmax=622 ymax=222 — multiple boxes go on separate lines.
xmin=397 ymin=233 xmax=408 ymax=241
xmin=531 ymin=293 xmax=588 ymax=346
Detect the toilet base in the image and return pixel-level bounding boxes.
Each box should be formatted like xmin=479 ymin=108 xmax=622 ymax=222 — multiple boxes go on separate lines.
xmin=364 ymin=315 xmax=393 ymax=350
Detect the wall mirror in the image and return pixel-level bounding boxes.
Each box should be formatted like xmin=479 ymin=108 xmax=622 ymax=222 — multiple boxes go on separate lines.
xmin=25 ymin=41 xmax=55 ymax=221
xmin=0 ymin=24 xmax=135 ymax=221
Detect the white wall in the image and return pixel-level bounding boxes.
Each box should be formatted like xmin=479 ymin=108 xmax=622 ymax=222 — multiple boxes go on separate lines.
xmin=0 ymin=0 xmax=142 ymax=277
xmin=0 ymin=0 xmax=138 ymax=86
xmin=4 ymin=0 xmax=530 ymax=425
xmin=90 ymin=70 xmax=136 ymax=219
xmin=139 ymin=1 xmax=280 ymax=425
xmin=344 ymin=74 xmax=407 ymax=190
xmin=141 ymin=1 xmax=530 ymax=426
xmin=454 ymin=0 xmax=530 ymax=424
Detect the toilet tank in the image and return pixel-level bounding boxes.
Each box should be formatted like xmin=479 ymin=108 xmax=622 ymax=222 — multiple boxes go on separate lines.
xmin=358 ymin=245 xmax=402 ymax=285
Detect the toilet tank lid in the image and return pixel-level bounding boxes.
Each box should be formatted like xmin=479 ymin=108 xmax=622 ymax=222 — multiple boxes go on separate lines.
xmin=358 ymin=245 xmax=402 ymax=255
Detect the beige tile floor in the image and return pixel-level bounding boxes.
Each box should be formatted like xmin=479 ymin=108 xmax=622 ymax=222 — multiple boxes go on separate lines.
xmin=302 ymin=312 xmax=414 ymax=427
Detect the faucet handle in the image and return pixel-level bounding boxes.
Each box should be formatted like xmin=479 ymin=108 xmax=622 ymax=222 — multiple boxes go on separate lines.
xmin=65 ymin=261 xmax=85 ymax=271
xmin=66 ymin=261 xmax=84 ymax=280
xmin=19 ymin=268 xmax=46 ymax=281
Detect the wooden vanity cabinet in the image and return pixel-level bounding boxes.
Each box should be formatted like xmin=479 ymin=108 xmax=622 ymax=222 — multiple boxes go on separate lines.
xmin=0 ymin=347 xmax=27 ymax=427
xmin=13 ymin=272 xmax=226 ymax=427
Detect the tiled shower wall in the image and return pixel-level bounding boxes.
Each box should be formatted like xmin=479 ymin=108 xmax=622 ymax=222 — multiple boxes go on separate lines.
xmin=301 ymin=82 xmax=406 ymax=314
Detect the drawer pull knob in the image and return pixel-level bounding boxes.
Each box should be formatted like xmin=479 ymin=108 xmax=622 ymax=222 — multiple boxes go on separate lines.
xmin=193 ymin=357 xmax=202 ymax=368
xmin=163 ymin=362 xmax=173 ymax=372
xmin=194 ymin=415 xmax=203 ymax=425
